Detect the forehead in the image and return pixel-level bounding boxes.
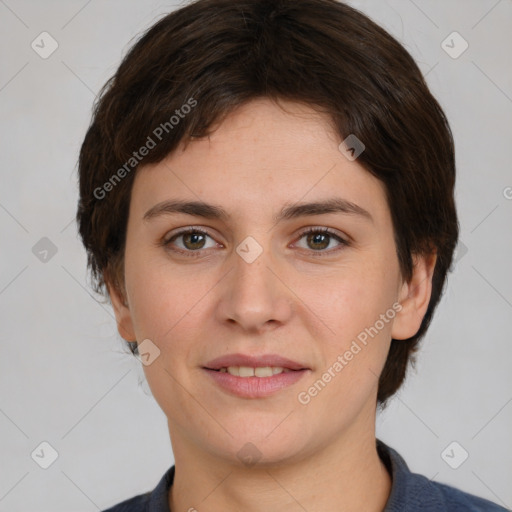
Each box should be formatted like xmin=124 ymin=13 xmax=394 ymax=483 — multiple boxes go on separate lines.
xmin=129 ymin=98 xmax=389 ymax=226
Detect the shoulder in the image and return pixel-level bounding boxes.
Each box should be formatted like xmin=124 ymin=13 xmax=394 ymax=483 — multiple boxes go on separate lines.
xmin=377 ymin=439 xmax=508 ymax=511
xmin=405 ymin=471 xmax=509 ymax=511
xmin=102 ymin=492 xmax=151 ymax=512
xmin=101 ymin=465 xmax=175 ymax=512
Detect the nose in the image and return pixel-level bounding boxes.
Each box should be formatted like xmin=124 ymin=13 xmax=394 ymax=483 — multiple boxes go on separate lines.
xmin=215 ymin=240 xmax=294 ymax=333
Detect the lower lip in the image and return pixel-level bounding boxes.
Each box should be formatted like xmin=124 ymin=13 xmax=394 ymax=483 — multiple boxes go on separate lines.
xmin=203 ymin=368 xmax=309 ymax=398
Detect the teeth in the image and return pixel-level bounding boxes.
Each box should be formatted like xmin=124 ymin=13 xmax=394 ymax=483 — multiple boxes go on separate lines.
xmin=219 ymin=366 xmax=290 ymax=377
xmin=239 ymin=366 xmax=255 ymax=377
xmin=255 ymin=367 xmax=273 ymax=377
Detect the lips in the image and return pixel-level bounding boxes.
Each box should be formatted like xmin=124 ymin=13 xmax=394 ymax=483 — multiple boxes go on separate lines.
xmin=204 ymin=353 xmax=309 ymax=372
xmin=203 ymin=353 xmax=310 ymax=398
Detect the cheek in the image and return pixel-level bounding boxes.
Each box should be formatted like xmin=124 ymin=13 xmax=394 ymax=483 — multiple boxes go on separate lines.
xmin=296 ymin=263 xmax=397 ymax=348
xmin=125 ymin=257 xmax=214 ymax=386
xmin=299 ymin=270 xmax=396 ymax=413
xmin=124 ymin=249 xmax=199 ymax=339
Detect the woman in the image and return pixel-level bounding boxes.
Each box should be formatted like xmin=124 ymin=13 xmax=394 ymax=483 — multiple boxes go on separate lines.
xmin=76 ymin=0 xmax=508 ymax=510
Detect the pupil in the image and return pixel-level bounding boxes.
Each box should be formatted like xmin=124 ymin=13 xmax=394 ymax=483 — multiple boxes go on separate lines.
xmin=309 ymin=233 xmax=328 ymax=250
xmin=186 ymin=233 xmax=204 ymax=249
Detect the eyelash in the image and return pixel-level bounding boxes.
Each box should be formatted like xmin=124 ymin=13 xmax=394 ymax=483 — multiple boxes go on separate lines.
xmin=161 ymin=226 xmax=349 ymax=258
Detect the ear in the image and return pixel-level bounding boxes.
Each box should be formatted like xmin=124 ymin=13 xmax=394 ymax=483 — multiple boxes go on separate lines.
xmin=391 ymin=251 xmax=437 ymax=341
xmin=105 ymin=272 xmax=136 ymax=342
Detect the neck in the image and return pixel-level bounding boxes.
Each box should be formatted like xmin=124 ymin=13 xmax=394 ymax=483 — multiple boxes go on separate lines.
xmin=168 ymin=422 xmax=391 ymax=512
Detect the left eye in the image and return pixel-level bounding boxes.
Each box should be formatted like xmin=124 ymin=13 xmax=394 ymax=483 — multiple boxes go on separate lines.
xmin=163 ymin=227 xmax=348 ymax=256
xmin=293 ymin=228 xmax=347 ymax=253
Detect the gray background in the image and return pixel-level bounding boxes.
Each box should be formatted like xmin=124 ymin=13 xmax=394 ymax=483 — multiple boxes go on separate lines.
xmin=0 ymin=0 xmax=511 ymax=510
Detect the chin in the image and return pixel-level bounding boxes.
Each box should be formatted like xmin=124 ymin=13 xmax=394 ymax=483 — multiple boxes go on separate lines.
xmin=216 ymin=425 xmax=311 ymax=468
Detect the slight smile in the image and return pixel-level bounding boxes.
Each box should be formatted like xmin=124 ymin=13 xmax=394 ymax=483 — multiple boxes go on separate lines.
xmin=203 ymin=353 xmax=311 ymax=398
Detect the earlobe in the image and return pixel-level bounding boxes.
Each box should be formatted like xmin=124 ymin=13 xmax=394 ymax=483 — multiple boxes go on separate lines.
xmin=391 ymin=251 xmax=437 ymax=341
xmin=106 ymin=276 xmax=137 ymax=342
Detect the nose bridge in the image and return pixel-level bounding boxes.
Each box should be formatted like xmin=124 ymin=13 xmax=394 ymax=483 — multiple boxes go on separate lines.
xmin=219 ymin=234 xmax=292 ymax=330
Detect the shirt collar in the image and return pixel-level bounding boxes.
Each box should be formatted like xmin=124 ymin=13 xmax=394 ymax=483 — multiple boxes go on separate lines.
xmin=377 ymin=438 xmax=445 ymax=511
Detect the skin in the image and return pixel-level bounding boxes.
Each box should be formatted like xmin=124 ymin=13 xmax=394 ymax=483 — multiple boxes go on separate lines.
xmin=108 ymin=98 xmax=437 ymax=512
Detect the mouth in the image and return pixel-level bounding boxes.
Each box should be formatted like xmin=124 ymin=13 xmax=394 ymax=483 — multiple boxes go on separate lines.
xmin=203 ymin=353 xmax=310 ymax=398
xmin=204 ymin=353 xmax=309 ymax=372
xmin=209 ymin=366 xmax=295 ymax=377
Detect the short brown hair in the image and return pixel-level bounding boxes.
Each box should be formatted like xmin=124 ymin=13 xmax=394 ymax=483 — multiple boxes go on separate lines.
xmin=76 ymin=0 xmax=459 ymax=408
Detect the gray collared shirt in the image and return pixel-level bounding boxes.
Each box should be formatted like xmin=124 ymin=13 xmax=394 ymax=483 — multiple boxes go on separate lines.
xmin=102 ymin=438 xmax=509 ymax=511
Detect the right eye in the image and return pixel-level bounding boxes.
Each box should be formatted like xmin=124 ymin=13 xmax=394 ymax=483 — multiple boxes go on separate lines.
xmin=162 ymin=227 xmax=221 ymax=256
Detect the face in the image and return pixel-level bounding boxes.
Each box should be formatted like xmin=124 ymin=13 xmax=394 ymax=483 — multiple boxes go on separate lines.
xmin=109 ymin=98 xmax=435 ymax=467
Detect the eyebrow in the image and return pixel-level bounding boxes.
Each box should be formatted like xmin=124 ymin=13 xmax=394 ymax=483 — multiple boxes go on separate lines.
xmin=143 ymin=197 xmax=374 ymax=225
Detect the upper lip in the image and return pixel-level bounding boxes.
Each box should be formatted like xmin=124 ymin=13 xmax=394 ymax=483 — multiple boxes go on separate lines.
xmin=204 ymin=353 xmax=309 ymax=371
